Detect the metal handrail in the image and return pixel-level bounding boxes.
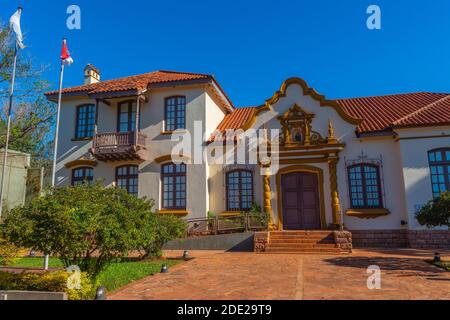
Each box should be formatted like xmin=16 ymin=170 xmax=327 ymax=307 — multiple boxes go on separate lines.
xmin=185 ymin=213 xmax=268 ymax=237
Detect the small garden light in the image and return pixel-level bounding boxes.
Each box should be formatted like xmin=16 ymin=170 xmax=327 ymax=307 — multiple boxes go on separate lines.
xmin=434 ymin=252 xmax=441 ymax=264
xmin=183 ymin=251 xmax=190 ymax=260
xmin=161 ymin=264 xmax=169 ymax=274
xmin=95 ymin=286 xmax=107 ymax=300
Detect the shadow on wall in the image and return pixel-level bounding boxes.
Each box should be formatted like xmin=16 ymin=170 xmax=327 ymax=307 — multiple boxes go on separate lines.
xmin=163 ymin=232 xmax=255 ymax=252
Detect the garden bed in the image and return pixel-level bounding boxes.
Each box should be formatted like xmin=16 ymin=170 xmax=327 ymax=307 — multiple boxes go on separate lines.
xmin=0 ymin=256 xmax=183 ymax=298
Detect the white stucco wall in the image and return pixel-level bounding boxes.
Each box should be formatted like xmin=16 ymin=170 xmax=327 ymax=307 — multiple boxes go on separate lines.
xmin=396 ymin=126 xmax=450 ymax=230
xmin=339 ymin=137 xmax=408 ymax=230
xmin=55 ymin=84 xmax=228 ymax=220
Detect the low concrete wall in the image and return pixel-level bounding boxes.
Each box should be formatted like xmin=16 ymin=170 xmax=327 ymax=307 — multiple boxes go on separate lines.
xmin=0 ymin=291 xmax=67 ymax=301
xmin=164 ymin=233 xmax=255 ymax=252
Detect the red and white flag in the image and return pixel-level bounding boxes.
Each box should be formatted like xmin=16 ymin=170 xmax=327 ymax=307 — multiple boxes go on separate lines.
xmin=61 ymin=39 xmax=74 ymax=65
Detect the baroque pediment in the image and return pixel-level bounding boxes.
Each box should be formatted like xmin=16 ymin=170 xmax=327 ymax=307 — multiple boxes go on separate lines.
xmin=278 ymin=104 xmax=339 ymax=147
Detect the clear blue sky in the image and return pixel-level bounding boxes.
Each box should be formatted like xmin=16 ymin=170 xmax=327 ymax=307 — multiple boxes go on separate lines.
xmin=4 ymin=0 xmax=450 ymax=107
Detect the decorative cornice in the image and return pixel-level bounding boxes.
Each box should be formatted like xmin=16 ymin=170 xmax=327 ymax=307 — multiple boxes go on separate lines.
xmin=64 ymin=159 xmax=98 ymax=169
xmin=242 ymin=77 xmax=363 ymax=130
xmin=346 ymin=208 xmax=391 ymax=219
xmin=154 ymin=154 xmax=191 ymax=164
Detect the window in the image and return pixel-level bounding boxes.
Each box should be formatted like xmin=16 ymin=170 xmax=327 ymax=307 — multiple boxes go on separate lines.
xmin=118 ymin=101 xmax=137 ymax=133
xmin=226 ymin=170 xmax=254 ymax=211
xmin=116 ymin=165 xmax=139 ymax=196
xmin=72 ymin=167 xmax=94 ymax=186
xmin=162 ymin=163 xmax=186 ymax=210
xmin=428 ymin=148 xmax=450 ymax=198
xmin=165 ymin=96 xmax=186 ymax=132
xmin=75 ymin=104 xmax=96 ymax=139
xmin=347 ymin=164 xmax=383 ymax=209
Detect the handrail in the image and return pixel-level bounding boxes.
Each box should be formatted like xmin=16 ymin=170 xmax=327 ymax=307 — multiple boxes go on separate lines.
xmin=93 ymin=132 xmax=147 ymax=149
xmin=185 ymin=213 xmax=268 ymax=237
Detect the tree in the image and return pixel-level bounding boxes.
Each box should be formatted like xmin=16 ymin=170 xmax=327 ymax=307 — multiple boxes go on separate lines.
xmin=3 ymin=183 xmax=159 ymax=279
xmin=416 ymin=192 xmax=450 ymax=229
xmin=0 ymin=22 xmax=55 ymax=163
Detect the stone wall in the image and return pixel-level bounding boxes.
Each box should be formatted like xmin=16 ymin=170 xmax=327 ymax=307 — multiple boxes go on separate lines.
xmin=351 ymin=230 xmax=450 ymax=249
xmin=254 ymin=232 xmax=269 ymax=253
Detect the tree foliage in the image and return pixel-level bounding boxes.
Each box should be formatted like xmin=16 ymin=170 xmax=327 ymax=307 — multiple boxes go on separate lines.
xmin=416 ymin=192 xmax=450 ymax=228
xmin=0 ymin=22 xmax=54 ymax=162
xmin=4 ymin=183 xmax=186 ymax=279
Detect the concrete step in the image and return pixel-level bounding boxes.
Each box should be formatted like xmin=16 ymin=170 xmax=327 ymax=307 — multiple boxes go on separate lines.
xmin=268 ymin=243 xmax=337 ymax=249
xmin=271 ymin=231 xmax=333 ymax=236
xmin=270 ymin=239 xmax=335 ymax=244
xmin=265 ymin=247 xmax=343 ymax=254
xmin=270 ymin=235 xmax=335 ymax=241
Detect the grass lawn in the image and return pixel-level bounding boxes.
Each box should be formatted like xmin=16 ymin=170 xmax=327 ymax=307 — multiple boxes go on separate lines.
xmin=10 ymin=257 xmax=64 ymax=268
xmin=8 ymin=257 xmax=182 ymax=293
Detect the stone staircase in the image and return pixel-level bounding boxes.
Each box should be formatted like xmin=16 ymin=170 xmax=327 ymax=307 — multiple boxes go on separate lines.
xmin=264 ymin=231 xmax=349 ymax=254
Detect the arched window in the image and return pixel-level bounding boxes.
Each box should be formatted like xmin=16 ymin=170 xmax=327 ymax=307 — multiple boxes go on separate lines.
xmin=347 ymin=164 xmax=383 ymax=209
xmin=226 ymin=170 xmax=254 ymax=212
xmin=162 ymin=163 xmax=186 ymax=210
xmin=75 ymin=104 xmax=96 ymax=139
xmin=116 ymin=165 xmax=139 ymax=196
xmin=165 ymin=96 xmax=186 ymax=132
xmin=72 ymin=167 xmax=94 ymax=186
xmin=428 ymin=148 xmax=450 ymax=198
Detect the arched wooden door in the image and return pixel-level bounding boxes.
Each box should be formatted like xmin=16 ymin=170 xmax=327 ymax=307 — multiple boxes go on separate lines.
xmin=281 ymin=172 xmax=321 ymax=230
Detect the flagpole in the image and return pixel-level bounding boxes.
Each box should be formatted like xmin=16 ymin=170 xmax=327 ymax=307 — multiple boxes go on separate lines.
xmin=51 ymin=61 xmax=65 ymax=187
xmin=0 ymin=44 xmax=18 ymax=222
xmin=45 ymin=56 xmax=65 ymax=271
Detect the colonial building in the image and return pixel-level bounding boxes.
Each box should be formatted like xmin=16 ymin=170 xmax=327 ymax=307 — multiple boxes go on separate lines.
xmin=45 ymin=66 xmax=450 ymax=248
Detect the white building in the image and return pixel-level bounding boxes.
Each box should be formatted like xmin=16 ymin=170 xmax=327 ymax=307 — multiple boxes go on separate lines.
xmin=45 ymin=66 xmax=450 ymax=248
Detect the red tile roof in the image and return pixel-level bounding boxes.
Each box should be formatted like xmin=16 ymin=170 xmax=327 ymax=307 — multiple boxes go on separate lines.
xmin=336 ymin=92 xmax=450 ymax=134
xmin=46 ymin=70 xmax=212 ymax=96
xmin=213 ymin=92 xmax=450 ymax=138
xmin=211 ymin=107 xmax=257 ymax=141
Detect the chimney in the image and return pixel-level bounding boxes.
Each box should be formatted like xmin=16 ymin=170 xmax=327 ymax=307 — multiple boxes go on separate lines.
xmin=84 ymin=64 xmax=101 ymax=85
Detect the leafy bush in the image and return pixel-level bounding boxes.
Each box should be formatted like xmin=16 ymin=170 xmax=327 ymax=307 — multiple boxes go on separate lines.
xmin=0 ymin=271 xmax=96 ymax=300
xmin=416 ymin=192 xmax=450 ymax=228
xmin=143 ymin=215 xmax=186 ymax=258
xmin=0 ymin=237 xmax=20 ymax=266
xmin=246 ymin=203 xmax=268 ymax=227
xmin=3 ymin=183 xmax=155 ymax=279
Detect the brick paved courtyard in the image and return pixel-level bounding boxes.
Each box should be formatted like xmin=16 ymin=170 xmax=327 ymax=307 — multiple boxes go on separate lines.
xmin=109 ymin=249 xmax=450 ymax=300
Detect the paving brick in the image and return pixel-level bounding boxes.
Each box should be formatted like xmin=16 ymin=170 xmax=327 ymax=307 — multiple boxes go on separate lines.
xmin=108 ymin=249 xmax=450 ymax=300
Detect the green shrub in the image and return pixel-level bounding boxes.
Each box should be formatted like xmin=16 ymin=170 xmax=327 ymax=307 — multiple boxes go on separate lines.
xmin=143 ymin=214 xmax=186 ymax=258
xmin=416 ymin=192 xmax=450 ymax=229
xmin=3 ymin=183 xmax=156 ymax=280
xmin=0 ymin=237 xmax=20 ymax=266
xmin=0 ymin=271 xmax=96 ymax=300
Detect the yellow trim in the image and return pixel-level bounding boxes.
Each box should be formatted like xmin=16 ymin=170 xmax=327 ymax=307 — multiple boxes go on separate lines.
xmin=276 ymin=165 xmax=327 ymax=231
xmin=280 ymin=143 xmax=346 ymax=151
xmin=65 ymin=159 xmax=98 ymax=169
xmin=159 ymin=210 xmax=189 ymax=217
xmin=242 ymin=77 xmax=362 ymax=130
xmin=220 ymin=211 xmax=242 ymax=217
xmin=278 ymin=157 xmax=336 ymax=165
xmin=160 ymin=130 xmax=188 ymax=136
xmin=154 ymin=154 xmax=191 ymax=164
xmin=346 ymin=208 xmax=391 ymax=219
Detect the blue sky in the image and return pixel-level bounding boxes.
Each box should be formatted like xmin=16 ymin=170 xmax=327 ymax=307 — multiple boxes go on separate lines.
xmin=3 ymin=0 xmax=450 ymax=107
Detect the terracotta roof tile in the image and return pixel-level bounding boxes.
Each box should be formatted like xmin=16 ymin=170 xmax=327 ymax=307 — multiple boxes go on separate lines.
xmin=211 ymin=107 xmax=257 ymax=141
xmin=45 ymin=70 xmax=211 ymax=96
xmin=336 ymin=92 xmax=450 ymax=133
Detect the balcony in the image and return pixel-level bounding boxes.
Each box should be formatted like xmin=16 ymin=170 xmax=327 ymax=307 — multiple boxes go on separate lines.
xmin=90 ymin=132 xmax=148 ymax=162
